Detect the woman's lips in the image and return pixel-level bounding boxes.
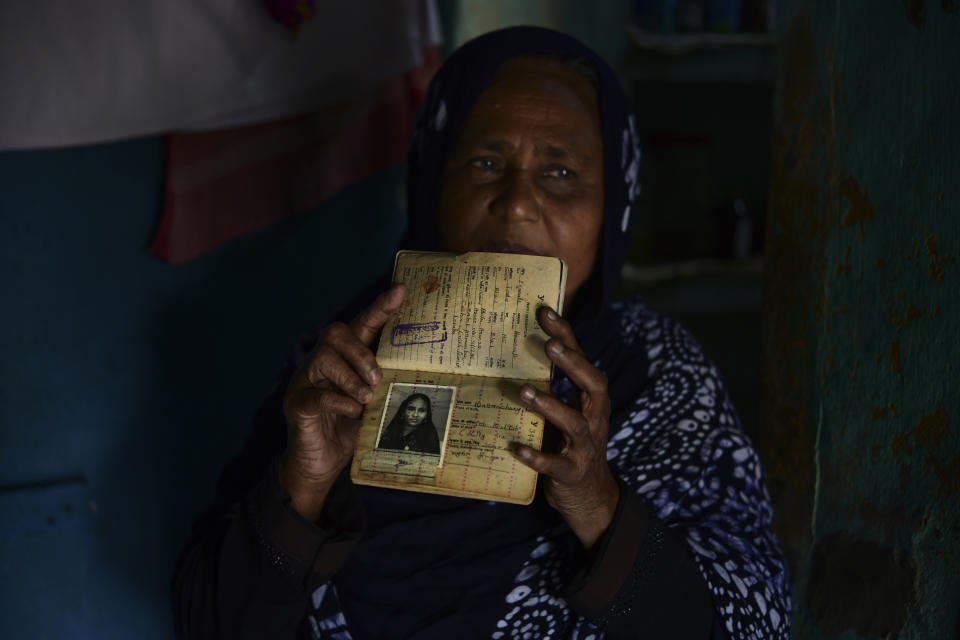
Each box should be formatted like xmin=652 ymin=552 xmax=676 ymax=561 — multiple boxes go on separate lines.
xmin=475 ymin=242 xmax=544 ymax=256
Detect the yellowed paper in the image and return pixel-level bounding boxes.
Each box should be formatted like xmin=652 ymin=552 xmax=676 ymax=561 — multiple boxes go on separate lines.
xmin=350 ymin=251 xmax=566 ymax=504
xmin=376 ymin=251 xmax=566 ymax=381
xmin=352 ymin=369 xmax=549 ymax=504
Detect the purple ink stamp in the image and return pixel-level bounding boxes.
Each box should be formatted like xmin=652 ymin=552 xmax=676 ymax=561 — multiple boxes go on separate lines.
xmin=391 ymin=321 xmax=448 ymax=346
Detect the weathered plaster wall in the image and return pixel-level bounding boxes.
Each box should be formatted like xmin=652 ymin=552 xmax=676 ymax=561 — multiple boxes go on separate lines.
xmin=760 ymin=2 xmax=960 ymax=638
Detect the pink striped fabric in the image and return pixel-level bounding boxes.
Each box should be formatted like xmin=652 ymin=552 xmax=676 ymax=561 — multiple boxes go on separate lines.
xmin=151 ymin=48 xmax=438 ymax=264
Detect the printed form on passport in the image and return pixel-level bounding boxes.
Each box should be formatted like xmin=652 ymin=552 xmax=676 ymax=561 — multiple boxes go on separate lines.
xmin=351 ymin=250 xmax=567 ymax=504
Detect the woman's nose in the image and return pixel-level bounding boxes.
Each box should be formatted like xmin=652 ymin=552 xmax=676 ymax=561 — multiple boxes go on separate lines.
xmin=491 ymin=169 xmax=541 ymax=222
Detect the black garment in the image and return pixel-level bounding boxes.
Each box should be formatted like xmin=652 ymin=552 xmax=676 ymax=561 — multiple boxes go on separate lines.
xmin=377 ymin=421 xmax=440 ymax=455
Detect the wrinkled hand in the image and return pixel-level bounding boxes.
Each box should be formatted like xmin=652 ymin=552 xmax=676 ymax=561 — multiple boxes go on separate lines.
xmin=513 ymin=306 xmax=620 ymax=549
xmin=279 ymin=284 xmax=407 ymax=520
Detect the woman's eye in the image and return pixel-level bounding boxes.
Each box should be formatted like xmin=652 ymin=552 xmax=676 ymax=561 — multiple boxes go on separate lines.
xmin=470 ymin=158 xmax=500 ymax=171
xmin=544 ymin=166 xmax=575 ymax=180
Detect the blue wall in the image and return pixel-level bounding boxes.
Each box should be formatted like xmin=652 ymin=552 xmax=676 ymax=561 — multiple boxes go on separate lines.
xmin=0 ymin=138 xmax=405 ymax=638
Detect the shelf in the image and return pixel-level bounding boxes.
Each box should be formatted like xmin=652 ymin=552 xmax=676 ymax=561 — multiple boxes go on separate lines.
xmin=627 ymin=25 xmax=776 ymax=55
xmin=617 ymin=258 xmax=764 ymax=312
xmin=621 ymin=26 xmax=776 ymax=85
xmin=620 ymin=257 xmax=763 ymax=287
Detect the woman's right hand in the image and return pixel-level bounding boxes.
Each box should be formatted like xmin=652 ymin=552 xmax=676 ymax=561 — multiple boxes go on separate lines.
xmin=279 ymin=284 xmax=407 ymax=521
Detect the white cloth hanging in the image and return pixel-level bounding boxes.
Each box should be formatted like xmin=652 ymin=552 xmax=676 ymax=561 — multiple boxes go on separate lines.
xmin=0 ymin=0 xmax=440 ymax=150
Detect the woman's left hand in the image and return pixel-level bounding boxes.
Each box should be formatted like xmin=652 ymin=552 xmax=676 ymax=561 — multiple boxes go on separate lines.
xmin=513 ymin=306 xmax=620 ymax=549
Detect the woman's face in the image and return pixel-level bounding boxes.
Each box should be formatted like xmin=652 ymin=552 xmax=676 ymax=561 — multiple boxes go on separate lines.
xmin=404 ymin=397 xmax=429 ymax=426
xmin=436 ymin=57 xmax=604 ymax=307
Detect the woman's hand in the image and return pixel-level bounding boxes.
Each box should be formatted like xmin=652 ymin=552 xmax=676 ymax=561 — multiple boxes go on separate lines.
xmin=513 ymin=306 xmax=620 ymax=549
xmin=279 ymin=284 xmax=407 ymax=521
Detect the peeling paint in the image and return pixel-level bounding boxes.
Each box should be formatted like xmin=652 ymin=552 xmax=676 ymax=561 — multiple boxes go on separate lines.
xmin=905 ymin=303 xmax=923 ymax=326
xmin=871 ymin=404 xmax=899 ymax=420
xmin=898 ymin=462 xmax=912 ymax=494
xmin=924 ymin=233 xmax=955 ymax=281
xmin=835 ymin=244 xmax=851 ymax=276
xmin=838 ymin=176 xmax=874 ymax=239
xmin=891 ymin=408 xmax=957 ymax=500
xmin=892 ymin=433 xmax=912 ymax=455
xmin=904 ymin=0 xmax=927 ymax=29
xmin=938 ymin=452 xmax=960 ymax=499
xmin=889 ymin=301 xmax=927 ymax=330
xmin=912 ymin=408 xmax=950 ymax=468
xmin=889 ymin=302 xmax=903 ymax=329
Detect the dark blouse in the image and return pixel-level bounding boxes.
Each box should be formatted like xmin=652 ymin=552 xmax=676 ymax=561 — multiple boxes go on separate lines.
xmin=171 ymin=297 xmax=789 ymax=639
xmin=377 ymin=421 xmax=441 ymax=455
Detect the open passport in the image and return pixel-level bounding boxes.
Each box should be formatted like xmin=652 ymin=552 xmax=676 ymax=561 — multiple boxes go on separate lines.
xmin=350 ymin=250 xmax=567 ymax=504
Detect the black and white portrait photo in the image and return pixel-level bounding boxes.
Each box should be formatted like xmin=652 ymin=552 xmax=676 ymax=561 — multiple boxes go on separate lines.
xmin=375 ymin=383 xmax=455 ymax=456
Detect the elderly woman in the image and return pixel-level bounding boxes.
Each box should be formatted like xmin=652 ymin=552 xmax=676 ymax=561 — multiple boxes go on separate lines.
xmin=173 ymin=27 xmax=790 ymax=640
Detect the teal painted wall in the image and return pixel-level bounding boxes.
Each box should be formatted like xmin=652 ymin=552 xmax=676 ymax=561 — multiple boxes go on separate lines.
xmin=0 ymin=139 xmax=405 ymax=638
xmin=760 ymin=2 xmax=960 ymax=638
